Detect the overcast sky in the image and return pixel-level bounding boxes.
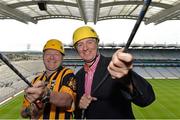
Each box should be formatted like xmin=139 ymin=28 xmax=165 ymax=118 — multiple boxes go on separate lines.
xmin=0 ymin=19 xmax=180 ymax=51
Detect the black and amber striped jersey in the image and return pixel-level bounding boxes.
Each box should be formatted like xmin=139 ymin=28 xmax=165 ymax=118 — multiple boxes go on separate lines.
xmin=22 ymin=66 xmax=76 ymax=119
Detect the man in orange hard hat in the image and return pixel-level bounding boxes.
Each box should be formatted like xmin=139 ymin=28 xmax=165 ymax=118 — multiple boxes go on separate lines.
xmin=20 ymin=39 xmax=76 ymax=119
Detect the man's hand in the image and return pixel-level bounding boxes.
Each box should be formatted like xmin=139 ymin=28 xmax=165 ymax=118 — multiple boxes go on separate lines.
xmin=108 ymin=49 xmax=133 ymax=79
xmin=79 ymin=94 xmax=97 ymax=109
xmin=25 ymin=81 xmax=46 ymax=103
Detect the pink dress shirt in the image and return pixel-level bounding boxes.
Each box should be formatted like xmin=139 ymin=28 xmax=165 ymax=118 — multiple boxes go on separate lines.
xmin=84 ymin=55 xmax=100 ymax=95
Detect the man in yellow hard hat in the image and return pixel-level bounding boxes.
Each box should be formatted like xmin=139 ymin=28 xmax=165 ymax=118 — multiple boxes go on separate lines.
xmin=72 ymin=26 xmax=155 ymax=119
xmin=20 ymin=39 xmax=76 ymax=119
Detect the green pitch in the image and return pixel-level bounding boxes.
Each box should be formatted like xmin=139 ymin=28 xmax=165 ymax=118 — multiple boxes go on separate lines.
xmin=0 ymin=94 xmax=24 ymax=119
xmin=0 ymin=79 xmax=180 ymax=119
xmin=133 ymin=79 xmax=180 ymax=119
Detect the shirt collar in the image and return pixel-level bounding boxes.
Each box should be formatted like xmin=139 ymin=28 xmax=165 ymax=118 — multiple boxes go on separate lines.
xmin=84 ymin=54 xmax=100 ymax=72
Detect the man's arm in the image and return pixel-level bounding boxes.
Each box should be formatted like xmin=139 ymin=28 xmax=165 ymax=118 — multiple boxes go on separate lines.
xmin=107 ymin=49 xmax=155 ymax=106
xmin=129 ymin=71 xmax=155 ymax=107
xmin=118 ymin=70 xmax=155 ymax=107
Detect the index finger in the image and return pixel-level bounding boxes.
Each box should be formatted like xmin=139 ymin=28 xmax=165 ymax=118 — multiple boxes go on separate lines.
xmin=33 ymin=81 xmax=45 ymax=88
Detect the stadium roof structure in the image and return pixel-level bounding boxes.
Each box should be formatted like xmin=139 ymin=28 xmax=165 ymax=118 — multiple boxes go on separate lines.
xmin=0 ymin=0 xmax=180 ymax=25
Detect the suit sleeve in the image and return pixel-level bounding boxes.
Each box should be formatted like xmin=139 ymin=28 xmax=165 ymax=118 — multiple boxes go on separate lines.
xmin=120 ymin=70 xmax=155 ymax=107
xmin=130 ymin=71 xmax=155 ymax=107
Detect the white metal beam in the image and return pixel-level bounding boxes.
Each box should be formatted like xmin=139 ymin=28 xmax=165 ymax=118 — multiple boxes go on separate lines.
xmin=76 ymin=0 xmax=87 ymax=24
xmin=0 ymin=2 xmax=37 ymax=24
xmin=145 ymin=3 xmax=180 ymax=25
xmin=93 ymin=0 xmax=100 ymax=24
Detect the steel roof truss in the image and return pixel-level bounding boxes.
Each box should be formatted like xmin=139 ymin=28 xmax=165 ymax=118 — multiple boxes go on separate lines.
xmin=76 ymin=0 xmax=87 ymax=24
xmin=146 ymin=2 xmax=180 ymax=25
xmin=93 ymin=0 xmax=100 ymax=24
xmin=0 ymin=2 xmax=37 ymax=24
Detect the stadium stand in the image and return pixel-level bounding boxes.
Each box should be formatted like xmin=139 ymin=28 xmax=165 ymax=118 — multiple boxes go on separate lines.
xmin=1 ymin=46 xmax=180 ymax=103
xmin=133 ymin=67 xmax=152 ymax=79
xmin=63 ymin=46 xmax=180 ymax=80
xmin=0 ymin=60 xmax=44 ymax=103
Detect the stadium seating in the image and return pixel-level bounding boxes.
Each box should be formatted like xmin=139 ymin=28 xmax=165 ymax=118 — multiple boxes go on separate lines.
xmin=0 ymin=48 xmax=180 ymax=103
xmin=0 ymin=60 xmax=44 ymax=103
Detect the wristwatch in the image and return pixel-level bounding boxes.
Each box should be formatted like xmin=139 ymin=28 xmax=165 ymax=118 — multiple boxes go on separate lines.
xmin=41 ymin=88 xmax=51 ymax=104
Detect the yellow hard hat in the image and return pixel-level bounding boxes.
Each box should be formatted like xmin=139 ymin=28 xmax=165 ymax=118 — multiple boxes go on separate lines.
xmin=72 ymin=26 xmax=99 ymax=46
xmin=43 ymin=39 xmax=65 ymax=55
